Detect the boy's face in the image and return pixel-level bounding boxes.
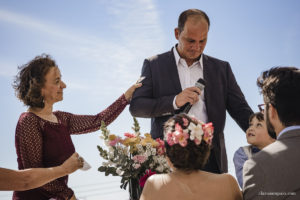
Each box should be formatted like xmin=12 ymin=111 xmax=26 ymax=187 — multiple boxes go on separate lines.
xmin=246 ymin=117 xmax=275 ymax=149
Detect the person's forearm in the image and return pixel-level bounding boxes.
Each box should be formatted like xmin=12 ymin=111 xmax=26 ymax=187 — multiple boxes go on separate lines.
xmin=0 ymin=166 xmax=68 ymax=191
xmin=27 ymin=165 xmax=69 ymax=189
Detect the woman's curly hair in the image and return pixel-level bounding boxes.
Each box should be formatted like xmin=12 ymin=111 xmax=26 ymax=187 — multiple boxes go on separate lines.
xmin=13 ymin=54 xmax=57 ymax=108
xmin=163 ymin=114 xmax=211 ymax=172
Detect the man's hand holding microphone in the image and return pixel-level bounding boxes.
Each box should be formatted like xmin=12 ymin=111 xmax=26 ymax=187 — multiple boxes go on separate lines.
xmin=175 ymin=78 xmax=206 ymax=114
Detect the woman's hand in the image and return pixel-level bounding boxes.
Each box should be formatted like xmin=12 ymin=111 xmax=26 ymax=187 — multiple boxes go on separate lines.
xmin=61 ymin=152 xmax=83 ymax=174
xmin=124 ymin=83 xmax=142 ymax=102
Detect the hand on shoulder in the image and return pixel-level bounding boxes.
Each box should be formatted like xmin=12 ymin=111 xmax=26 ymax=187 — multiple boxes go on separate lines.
xmin=124 ymin=83 xmax=142 ymax=102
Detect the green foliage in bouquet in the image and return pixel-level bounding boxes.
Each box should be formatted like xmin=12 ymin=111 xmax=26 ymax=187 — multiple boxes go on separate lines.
xmin=97 ymin=117 xmax=170 ymax=190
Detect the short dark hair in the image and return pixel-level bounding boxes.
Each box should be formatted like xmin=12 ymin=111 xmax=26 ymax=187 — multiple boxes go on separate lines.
xmin=257 ymin=67 xmax=300 ymax=126
xmin=249 ymin=112 xmax=264 ymax=123
xmin=13 ymin=54 xmax=57 ymax=108
xmin=163 ymin=114 xmax=211 ymax=172
xmin=178 ymin=9 xmax=210 ymax=32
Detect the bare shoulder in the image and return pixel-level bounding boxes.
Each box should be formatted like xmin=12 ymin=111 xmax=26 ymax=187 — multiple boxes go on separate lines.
xmin=147 ymin=173 xmax=170 ymax=185
xmin=212 ymin=173 xmax=239 ymax=186
xmin=141 ymin=174 xmax=170 ymax=200
xmin=144 ymin=174 xmax=162 ymax=189
xmin=220 ymin=174 xmax=242 ymax=200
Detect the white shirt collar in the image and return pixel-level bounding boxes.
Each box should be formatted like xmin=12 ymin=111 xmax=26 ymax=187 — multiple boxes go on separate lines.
xmin=173 ymin=45 xmax=203 ymax=69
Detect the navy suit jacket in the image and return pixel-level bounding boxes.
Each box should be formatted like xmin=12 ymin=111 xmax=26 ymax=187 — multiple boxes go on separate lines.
xmin=130 ymin=48 xmax=253 ymax=173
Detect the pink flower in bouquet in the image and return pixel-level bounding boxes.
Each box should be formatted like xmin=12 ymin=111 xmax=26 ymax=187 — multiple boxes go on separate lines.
xmin=109 ymin=136 xmax=121 ymax=146
xmin=134 ymin=163 xmax=141 ymax=169
xmin=139 ymin=169 xmax=156 ymax=188
xmin=124 ymin=132 xmax=136 ymax=138
xmin=133 ymin=155 xmax=147 ymax=164
xmin=155 ymin=138 xmax=165 ymax=155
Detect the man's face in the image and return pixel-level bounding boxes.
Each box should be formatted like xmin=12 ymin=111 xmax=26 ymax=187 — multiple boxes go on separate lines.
xmin=175 ymin=17 xmax=208 ymax=65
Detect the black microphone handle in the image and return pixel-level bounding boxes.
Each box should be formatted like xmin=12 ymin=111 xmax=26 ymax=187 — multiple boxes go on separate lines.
xmin=181 ymin=78 xmax=205 ymax=114
xmin=182 ymin=102 xmax=192 ymax=114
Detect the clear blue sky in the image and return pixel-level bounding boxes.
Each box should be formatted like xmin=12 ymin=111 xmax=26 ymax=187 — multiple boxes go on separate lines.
xmin=0 ymin=0 xmax=299 ymax=199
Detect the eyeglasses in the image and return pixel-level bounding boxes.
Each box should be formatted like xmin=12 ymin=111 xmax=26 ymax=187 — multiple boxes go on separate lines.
xmin=258 ymin=104 xmax=265 ymax=113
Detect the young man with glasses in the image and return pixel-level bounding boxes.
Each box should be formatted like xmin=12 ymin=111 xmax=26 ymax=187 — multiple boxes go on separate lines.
xmin=243 ymin=67 xmax=300 ymax=200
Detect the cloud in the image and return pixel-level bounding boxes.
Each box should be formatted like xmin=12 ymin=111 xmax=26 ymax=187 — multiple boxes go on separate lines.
xmin=0 ymin=60 xmax=18 ymax=78
xmin=0 ymin=0 xmax=165 ymax=95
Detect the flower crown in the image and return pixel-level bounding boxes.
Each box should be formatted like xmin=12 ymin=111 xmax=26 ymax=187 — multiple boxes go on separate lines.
xmin=164 ymin=116 xmax=214 ymax=147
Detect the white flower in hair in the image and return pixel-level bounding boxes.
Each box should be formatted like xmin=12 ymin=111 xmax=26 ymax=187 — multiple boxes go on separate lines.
xmin=188 ymin=122 xmax=203 ymax=145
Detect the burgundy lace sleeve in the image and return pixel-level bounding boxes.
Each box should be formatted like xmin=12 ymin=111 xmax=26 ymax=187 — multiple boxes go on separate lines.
xmin=57 ymin=94 xmax=128 ymax=134
xmin=15 ymin=113 xmax=74 ymax=199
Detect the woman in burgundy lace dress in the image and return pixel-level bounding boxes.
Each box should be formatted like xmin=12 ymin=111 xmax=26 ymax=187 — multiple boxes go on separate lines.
xmin=12 ymin=54 xmax=141 ymax=200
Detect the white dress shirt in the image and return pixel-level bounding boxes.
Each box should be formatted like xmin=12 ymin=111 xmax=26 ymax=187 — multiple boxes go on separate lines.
xmin=172 ymin=46 xmax=208 ymax=123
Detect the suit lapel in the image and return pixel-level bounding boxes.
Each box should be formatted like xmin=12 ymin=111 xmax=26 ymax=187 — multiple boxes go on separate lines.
xmin=203 ymin=54 xmax=211 ymax=119
xmin=168 ymin=47 xmax=182 ymax=93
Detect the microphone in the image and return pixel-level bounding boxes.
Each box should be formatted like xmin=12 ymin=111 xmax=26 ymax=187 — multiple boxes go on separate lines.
xmin=182 ymin=78 xmax=206 ymax=114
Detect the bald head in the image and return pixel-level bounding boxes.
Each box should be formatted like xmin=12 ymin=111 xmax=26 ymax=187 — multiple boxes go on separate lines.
xmin=178 ymin=9 xmax=210 ymax=32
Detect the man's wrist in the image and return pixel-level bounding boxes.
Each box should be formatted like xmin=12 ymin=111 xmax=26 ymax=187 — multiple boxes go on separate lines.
xmin=173 ymin=95 xmax=179 ymax=110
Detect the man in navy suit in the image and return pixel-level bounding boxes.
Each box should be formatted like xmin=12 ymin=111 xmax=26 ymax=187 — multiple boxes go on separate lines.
xmin=130 ymin=9 xmax=253 ymax=173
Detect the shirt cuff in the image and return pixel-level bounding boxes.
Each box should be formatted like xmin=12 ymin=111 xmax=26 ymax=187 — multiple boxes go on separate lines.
xmin=173 ymin=95 xmax=179 ymax=110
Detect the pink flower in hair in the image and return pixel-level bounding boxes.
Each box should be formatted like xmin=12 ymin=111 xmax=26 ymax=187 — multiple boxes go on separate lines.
xmin=173 ymin=129 xmax=189 ymax=147
xmin=202 ymin=122 xmax=214 ymax=145
xmin=166 ymin=132 xmax=175 ymax=146
xmin=175 ymin=123 xmax=183 ymax=133
xmin=155 ymin=138 xmax=165 ymax=155
xmin=194 ymin=138 xmax=201 ymax=145
xmin=182 ymin=117 xmax=189 ymax=127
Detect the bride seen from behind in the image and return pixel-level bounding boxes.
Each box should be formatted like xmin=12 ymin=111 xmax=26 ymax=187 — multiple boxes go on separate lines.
xmin=140 ymin=114 xmax=242 ymax=200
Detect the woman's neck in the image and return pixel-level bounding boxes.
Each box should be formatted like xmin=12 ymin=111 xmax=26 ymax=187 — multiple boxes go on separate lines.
xmin=28 ymin=101 xmax=55 ymax=117
xmin=28 ymin=104 xmax=58 ymax=123
xmin=29 ymin=105 xmax=52 ymax=115
xmin=172 ymin=169 xmax=199 ymax=176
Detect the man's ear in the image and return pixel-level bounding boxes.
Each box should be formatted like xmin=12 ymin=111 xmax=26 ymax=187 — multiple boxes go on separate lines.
xmin=174 ymin=28 xmax=180 ymax=40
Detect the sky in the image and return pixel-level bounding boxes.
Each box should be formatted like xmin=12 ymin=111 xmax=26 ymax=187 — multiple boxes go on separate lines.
xmin=0 ymin=0 xmax=300 ymax=199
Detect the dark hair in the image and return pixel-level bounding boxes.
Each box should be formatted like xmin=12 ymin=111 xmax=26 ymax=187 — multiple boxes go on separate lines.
xmin=249 ymin=112 xmax=264 ymax=123
xmin=257 ymin=67 xmax=300 ymax=126
xmin=163 ymin=114 xmax=210 ymax=172
xmin=178 ymin=9 xmax=210 ymax=32
xmin=13 ymin=54 xmax=57 ymax=108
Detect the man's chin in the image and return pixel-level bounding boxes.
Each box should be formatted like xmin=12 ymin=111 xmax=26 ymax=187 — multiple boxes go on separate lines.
xmin=187 ymin=54 xmax=201 ymax=60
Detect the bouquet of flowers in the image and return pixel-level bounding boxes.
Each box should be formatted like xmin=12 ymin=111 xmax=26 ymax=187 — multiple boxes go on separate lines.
xmin=97 ymin=118 xmax=170 ymax=199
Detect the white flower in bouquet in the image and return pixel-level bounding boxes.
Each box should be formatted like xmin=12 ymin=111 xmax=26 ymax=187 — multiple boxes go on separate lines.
xmin=97 ymin=118 xmax=170 ymax=191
